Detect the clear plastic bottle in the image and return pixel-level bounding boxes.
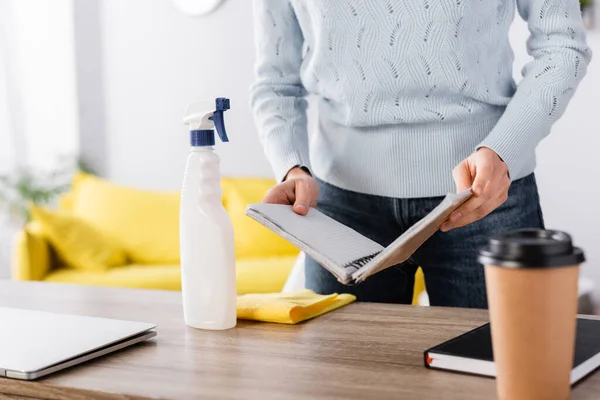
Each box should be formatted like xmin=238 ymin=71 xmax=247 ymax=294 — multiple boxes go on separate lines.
xmin=180 ymin=98 xmax=236 ymax=330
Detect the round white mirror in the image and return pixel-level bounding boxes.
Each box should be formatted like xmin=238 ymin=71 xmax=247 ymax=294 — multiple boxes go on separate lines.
xmin=172 ymin=0 xmax=225 ymax=16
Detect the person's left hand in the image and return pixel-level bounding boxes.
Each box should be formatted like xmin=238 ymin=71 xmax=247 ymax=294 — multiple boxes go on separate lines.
xmin=441 ymin=147 xmax=510 ymax=232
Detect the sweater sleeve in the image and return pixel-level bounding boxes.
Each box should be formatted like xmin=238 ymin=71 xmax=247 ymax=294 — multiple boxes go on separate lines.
xmin=250 ymin=0 xmax=310 ymax=183
xmin=477 ymin=0 xmax=592 ymax=178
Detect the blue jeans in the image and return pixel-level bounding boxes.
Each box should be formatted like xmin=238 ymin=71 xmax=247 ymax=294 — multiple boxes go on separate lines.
xmin=305 ymin=174 xmax=545 ymax=309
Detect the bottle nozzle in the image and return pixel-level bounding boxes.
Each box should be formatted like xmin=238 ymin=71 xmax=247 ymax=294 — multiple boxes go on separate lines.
xmin=209 ymin=97 xmax=230 ymax=143
xmin=183 ymin=97 xmax=231 ymax=146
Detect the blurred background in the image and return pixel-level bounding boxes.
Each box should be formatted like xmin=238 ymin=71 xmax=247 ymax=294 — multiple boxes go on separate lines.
xmin=0 ymin=0 xmax=598 ymax=304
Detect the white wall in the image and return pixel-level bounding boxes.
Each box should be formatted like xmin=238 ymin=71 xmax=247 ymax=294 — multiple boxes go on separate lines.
xmin=0 ymin=1 xmax=14 ymax=174
xmin=2 ymin=0 xmax=79 ymax=170
xmin=509 ymin=19 xmax=600 ymax=295
xmin=100 ymin=0 xmax=272 ymax=191
xmin=74 ymin=0 xmax=108 ymax=175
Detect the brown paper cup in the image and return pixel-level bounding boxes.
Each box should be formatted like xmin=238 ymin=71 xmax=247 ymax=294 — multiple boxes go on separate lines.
xmin=485 ymin=264 xmax=579 ymax=400
xmin=479 ymin=229 xmax=585 ymax=400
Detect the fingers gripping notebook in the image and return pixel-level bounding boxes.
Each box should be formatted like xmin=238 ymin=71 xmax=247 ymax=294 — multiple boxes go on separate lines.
xmin=245 ymin=189 xmax=472 ymax=284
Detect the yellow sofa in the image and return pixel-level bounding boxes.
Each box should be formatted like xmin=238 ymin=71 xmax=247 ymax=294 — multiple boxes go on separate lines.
xmin=12 ymin=172 xmax=425 ymax=302
xmin=12 ymin=173 xmax=299 ymax=294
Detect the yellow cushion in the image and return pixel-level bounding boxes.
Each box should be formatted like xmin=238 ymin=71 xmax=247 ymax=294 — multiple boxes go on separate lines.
xmin=58 ymin=171 xmax=93 ymax=212
xmin=44 ymin=255 xmax=298 ymax=294
xmin=73 ymin=170 xmax=93 ymax=187
xmin=12 ymin=221 xmax=51 ymax=281
xmin=70 ymin=174 xmax=181 ymax=264
xmin=237 ymin=289 xmax=356 ymax=324
xmin=57 ymin=191 xmax=76 ymax=212
xmin=30 ymin=206 xmax=127 ymax=272
xmin=223 ymin=177 xmax=299 ymax=258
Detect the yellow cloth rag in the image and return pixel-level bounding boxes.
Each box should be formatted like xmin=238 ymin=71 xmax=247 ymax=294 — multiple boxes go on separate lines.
xmin=237 ymin=289 xmax=356 ymax=324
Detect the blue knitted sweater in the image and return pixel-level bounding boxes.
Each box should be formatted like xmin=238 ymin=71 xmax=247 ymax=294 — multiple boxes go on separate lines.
xmin=250 ymin=0 xmax=591 ymax=198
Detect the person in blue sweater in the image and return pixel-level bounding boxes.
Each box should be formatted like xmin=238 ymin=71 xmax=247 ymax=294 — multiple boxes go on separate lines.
xmin=250 ymin=0 xmax=591 ymax=308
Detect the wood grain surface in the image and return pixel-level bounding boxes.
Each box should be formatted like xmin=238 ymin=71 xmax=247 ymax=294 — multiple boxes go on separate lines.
xmin=0 ymin=281 xmax=598 ymax=400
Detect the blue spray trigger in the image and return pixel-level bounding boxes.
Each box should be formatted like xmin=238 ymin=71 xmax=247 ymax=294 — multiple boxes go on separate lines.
xmin=209 ymin=97 xmax=230 ymax=143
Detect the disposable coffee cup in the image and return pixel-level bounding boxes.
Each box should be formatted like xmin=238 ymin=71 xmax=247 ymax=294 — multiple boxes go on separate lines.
xmin=478 ymin=229 xmax=585 ymax=400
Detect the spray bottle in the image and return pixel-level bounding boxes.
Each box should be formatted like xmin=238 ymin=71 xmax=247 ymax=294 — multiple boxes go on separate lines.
xmin=180 ymin=97 xmax=236 ymax=330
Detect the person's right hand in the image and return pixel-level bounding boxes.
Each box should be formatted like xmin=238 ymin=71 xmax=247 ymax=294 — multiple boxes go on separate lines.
xmin=262 ymin=167 xmax=319 ymax=216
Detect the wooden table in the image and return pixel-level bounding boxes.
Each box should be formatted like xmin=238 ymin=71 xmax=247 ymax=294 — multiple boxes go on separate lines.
xmin=0 ymin=281 xmax=598 ymax=400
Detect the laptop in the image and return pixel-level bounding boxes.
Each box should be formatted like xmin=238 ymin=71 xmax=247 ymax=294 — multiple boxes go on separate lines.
xmin=0 ymin=307 xmax=157 ymax=380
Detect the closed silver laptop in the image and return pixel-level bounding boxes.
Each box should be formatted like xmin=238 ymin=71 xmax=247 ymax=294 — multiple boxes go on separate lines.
xmin=0 ymin=307 xmax=156 ymax=380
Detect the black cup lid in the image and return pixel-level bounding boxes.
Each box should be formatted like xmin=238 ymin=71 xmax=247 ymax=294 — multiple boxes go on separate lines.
xmin=478 ymin=229 xmax=585 ymax=268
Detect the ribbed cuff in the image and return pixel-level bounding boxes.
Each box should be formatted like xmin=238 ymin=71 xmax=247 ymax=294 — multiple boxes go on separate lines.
xmin=477 ymin=99 xmax=547 ymax=180
xmin=262 ymin=137 xmax=311 ymax=183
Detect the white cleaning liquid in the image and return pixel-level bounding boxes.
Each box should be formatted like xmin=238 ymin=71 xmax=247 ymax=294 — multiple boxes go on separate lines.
xmin=180 ymin=98 xmax=236 ymax=330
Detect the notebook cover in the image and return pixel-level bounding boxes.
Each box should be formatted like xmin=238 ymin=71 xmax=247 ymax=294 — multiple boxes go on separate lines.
xmin=424 ymin=318 xmax=600 ymax=382
xmin=352 ymin=189 xmax=473 ymax=282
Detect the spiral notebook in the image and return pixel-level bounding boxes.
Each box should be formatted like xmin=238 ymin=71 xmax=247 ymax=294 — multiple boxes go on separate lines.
xmin=245 ymin=189 xmax=472 ymax=284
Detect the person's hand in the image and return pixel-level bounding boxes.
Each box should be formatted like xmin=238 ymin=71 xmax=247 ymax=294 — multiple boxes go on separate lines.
xmin=441 ymin=148 xmax=510 ymax=232
xmin=262 ymin=167 xmax=319 ymax=216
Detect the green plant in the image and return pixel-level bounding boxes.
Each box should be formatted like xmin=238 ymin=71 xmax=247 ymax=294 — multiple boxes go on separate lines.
xmin=581 ymin=0 xmax=594 ymax=8
xmin=0 ymin=157 xmax=95 ymax=223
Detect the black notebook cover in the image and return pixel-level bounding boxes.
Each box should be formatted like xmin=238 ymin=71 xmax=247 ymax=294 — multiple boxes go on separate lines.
xmin=424 ymin=318 xmax=600 ymax=384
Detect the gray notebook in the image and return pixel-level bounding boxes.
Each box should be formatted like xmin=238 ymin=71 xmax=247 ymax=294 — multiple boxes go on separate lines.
xmin=245 ymin=189 xmax=472 ymax=284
